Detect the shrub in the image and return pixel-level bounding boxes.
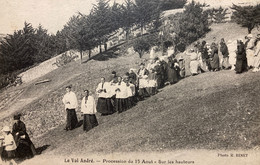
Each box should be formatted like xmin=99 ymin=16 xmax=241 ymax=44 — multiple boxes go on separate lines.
xmin=54 ymin=51 xmax=77 ymax=67
xmin=133 ymin=37 xmax=151 ymax=58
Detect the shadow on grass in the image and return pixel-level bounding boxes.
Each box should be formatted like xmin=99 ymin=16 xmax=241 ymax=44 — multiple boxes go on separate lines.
xmin=36 ymin=144 xmax=51 ymax=155
xmin=76 ymin=120 xmax=83 ymax=128
xmin=82 ymin=42 xmax=126 ymax=63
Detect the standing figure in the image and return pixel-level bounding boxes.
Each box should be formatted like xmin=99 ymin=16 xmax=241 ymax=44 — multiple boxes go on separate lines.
xmin=81 ymin=90 xmax=98 ymax=132
xmin=137 ymin=63 xmax=149 ymax=100
xmin=189 ymin=49 xmax=200 ymax=75
xmin=1 ymin=126 xmax=17 ymax=165
xmin=235 ymin=39 xmax=248 ymax=74
xmin=210 ymin=42 xmax=220 ymax=71
xmin=146 ymin=58 xmax=158 ymax=96
xmin=12 ymin=114 xmax=36 ymax=159
xmin=245 ymin=34 xmax=255 ymax=68
xmin=220 ymin=38 xmax=231 ymax=69
xmin=201 ymin=41 xmax=210 ymax=71
xmin=62 ymin=85 xmax=78 ymax=131
xmin=178 ymin=56 xmax=185 ymax=78
xmin=227 ymin=40 xmax=237 ymax=70
xmin=252 ymin=36 xmax=260 ymax=72
xmin=96 ymin=77 xmax=114 ymax=116
xmin=167 ymin=57 xmax=179 ymax=84
xmin=115 ymin=76 xmax=128 ymax=113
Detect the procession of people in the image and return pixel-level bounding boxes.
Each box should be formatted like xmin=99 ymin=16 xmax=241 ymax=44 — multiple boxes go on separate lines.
xmin=1 ymin=32 xmax=260 ymax=164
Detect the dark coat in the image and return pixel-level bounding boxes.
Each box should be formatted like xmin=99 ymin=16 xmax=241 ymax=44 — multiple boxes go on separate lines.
xmin=12 ymin=121 xmax=36 ymax=158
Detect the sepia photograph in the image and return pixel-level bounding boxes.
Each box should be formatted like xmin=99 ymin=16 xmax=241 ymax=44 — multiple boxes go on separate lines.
xmin=0 ymin=0 xmax=260 ymax=164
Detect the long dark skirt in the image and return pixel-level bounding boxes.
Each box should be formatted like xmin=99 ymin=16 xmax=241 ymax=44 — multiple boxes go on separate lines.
xmin=1 ymin=150 xmax=16 ymax=161
xmin=210 ymin=53 xmax=220 ymax=70
xmin=97 ymin=98 xmax=114 ymax=115
xmin=167 ymin=68 xmax=178 ymax=84
xmin=15 ymin=138 xmax=36 ymax=158
xmin=115 ymin=98 xmax=128 ymax=113
xmin=236 ymin=59 xmax=248 ymax=73
xmin=83 ymin=114 xmax=98 ymax=131
xmin=66 ymin=108 xmax=78 ymax=130
xmin=146 ymin=87 xmax=157 ymax=96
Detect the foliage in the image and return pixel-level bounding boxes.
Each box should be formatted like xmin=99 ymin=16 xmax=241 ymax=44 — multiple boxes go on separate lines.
xmin=231 ymin=4 xmax=260 ymax=33
xmin=206 ymin=7 xmax=229 ymax=24
xmin=159 ymin=0 xmax=187 ymax=11
xmin=133 ymin=35 xmax=158 ymax=58
xmin=53 ymin=51 xmax=78 ymax=67
xmin=175 ymin=0 xmax=210 ymax=52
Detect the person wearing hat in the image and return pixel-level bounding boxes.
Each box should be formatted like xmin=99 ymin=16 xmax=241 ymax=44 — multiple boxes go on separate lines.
xmin=12 ymin=114 xmax=36 ymax=159
xmin=235 ymin=39 xmax=248 ymax=74
xmin=1 ymin=126 xmax=17 ymax=165
xmin=81 ymin=90 xmax=98 ymax=132
xmin=108 ymin=71 xmax=118 ymax=84
xmin=62 ymin=85 xmax=78 ymax=131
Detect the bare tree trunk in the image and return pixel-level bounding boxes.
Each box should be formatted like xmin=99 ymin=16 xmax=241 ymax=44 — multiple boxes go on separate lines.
xmin=88 ymin=49 xmax=91 ymax=59
xmin=80 ymin=50 xmax=83 ymax=64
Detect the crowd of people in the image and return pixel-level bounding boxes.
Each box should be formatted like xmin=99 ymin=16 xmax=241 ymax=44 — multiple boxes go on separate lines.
xmin=185 ymin=34 xmax=260 ymax=76
xmin=1 ymin=33 xmax=259 ymax=165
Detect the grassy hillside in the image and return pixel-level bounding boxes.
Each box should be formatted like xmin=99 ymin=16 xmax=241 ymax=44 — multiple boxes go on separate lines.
xmin=1 ymin=22 xmax=259 ymax=161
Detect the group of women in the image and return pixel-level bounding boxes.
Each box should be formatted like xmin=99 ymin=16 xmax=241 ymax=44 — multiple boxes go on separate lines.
xmin=185 ymin=34 xmax=260 ymax=76
xmin=1 ymin=114 xmax=37 ymax=165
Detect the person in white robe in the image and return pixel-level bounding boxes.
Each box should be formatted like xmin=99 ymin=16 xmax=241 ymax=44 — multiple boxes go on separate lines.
xmin=96 ymin=77 xmax=114 ymax=115
xmin=115 ymin=76 xmax=128 ymax=113
xmin=227 ymin=40 xmax=237 ymax=70
xmin=81 ymin=90 xmax=98 ymax=131
xmin=62 ymin=85 xmax=78 ymax=131
xmin=188 ymin=49 xmax=201 ymax=75
xmin=137 ymin=63 xmax=149 ymax=100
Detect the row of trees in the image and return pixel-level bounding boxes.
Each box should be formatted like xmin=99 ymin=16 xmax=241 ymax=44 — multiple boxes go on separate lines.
xmin=61 ymin=0 xmax=187 ymax=62
xmin=0 ymin=0 xmax=186 ymax=89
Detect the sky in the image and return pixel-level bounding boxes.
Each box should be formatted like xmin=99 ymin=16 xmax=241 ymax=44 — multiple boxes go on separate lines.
xmin=0 ymin=0 xmax=259 ymax=35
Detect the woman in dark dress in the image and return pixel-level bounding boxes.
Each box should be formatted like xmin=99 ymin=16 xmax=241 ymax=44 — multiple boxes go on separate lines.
xmin=167 ymin=57 xmax=179 ymax=84
xmin=209 ymin=42 xmax=220 ymax=71
xmin=12 ymin=114 xmax=37 ymax=159
xmin=235 ymin=39 xmax=248 ymax=74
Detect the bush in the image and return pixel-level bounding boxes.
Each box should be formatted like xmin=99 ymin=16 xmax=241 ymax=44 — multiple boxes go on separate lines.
xmin=133 ymin=37 xmax=151 ymax=58
xmin=54 ymin=51 xmax=77 ymax=67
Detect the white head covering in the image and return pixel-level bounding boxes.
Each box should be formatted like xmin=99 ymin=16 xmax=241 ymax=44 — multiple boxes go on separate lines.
xmin=2 ymin=126 xmax=10 ymax=132
xmin=247 ymin=34 xmax=253 ymax=39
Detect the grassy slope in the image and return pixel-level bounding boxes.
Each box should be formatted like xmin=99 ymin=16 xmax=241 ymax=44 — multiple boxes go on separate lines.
xmin=33 ymin=70 xmax=260 ymax=156
xmin=1 ymin=23 xmax=259 ymax=158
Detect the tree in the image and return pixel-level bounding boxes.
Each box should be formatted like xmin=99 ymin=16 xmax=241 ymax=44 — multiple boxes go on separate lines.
xmin=175 ymin=1 xmax=210 ymax=52
xmin=0 ymin=22 xmax=36 ymax=74
xmin=133 ymin=35 xmax=157 ymax=58
xmin=133 ymin=0 xmax=161 ymax=35
xmin=120 ymin=0 xmax=136 ymax=40
xmin=90 ymin=0 xmax=117 ymax=53
xmin=231 ymin=4 xmax=260 ymax=34
xmin=159 ymin=0 xmax=187 ymax=11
